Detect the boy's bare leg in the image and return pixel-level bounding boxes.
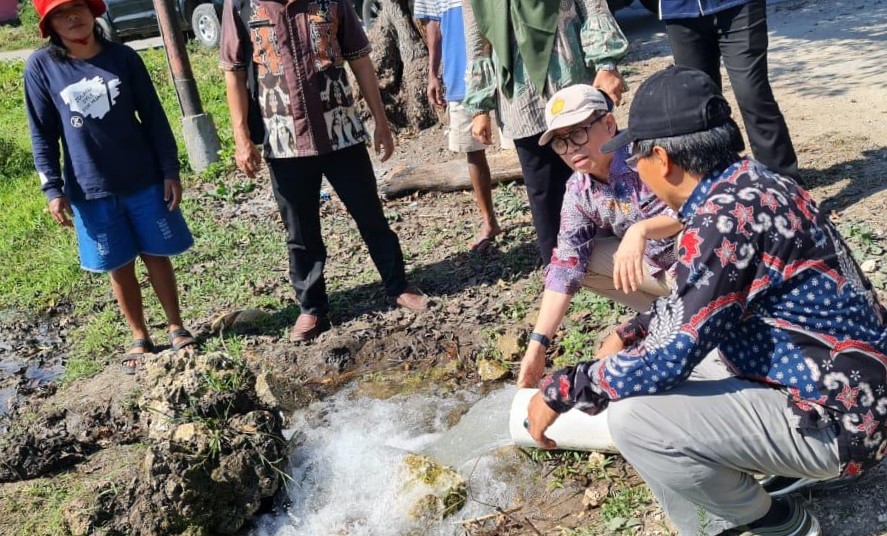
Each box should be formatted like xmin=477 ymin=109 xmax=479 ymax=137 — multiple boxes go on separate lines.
xmin=140 ymin=254 xmax=187 ymax=346
xmin=109 ymin=260 xmax=151 ymax=368
xmin=466 ymin=149 xmax=501 ymax=249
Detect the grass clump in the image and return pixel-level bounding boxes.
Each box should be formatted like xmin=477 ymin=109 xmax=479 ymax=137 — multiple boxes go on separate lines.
xmin=0 ymin=3 xmax=42 ymax=52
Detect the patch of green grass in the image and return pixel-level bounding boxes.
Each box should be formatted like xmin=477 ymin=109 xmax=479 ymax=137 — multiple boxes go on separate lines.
xmin=568 ymin=290 xmax=625 ymax=323
xmin=493 ymin=182 xmax=530 ymax=218
xmin=555 ymin=328 xmax=598 ymax=368
xmin=13 ymin=480 xmax=78 ymax=536
xmin=525 ymin=449 xmax=614 ymax=491
xmin=202 ymin=332 xmax=246 ymax=357
xmin=558 ymin=528 xmax=601 ymax=536
xmin=600 ymin=485 xmax=653 ymax=534
xmin=0 ymin=3 xmax=43 ymax=52
xmin=840 ymin=221 xmax=884 ymax=258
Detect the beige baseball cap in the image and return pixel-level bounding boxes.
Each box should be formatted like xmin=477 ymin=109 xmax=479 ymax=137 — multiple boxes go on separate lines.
xmin=538 ymin=85 xmax=614 ymax=146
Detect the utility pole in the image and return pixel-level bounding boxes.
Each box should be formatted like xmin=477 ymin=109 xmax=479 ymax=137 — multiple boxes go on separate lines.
xmin=153 ymin=0 xmax=220 ymax=172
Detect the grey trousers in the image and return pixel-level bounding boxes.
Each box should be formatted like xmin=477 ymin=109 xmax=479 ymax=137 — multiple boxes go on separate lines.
xmin=607 ymin=359 xmax=841 ymax=535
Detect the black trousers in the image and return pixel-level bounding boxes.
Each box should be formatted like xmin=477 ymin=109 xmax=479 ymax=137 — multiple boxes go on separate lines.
xmin=513 ymin=133 xmax=574 ymax=265
xmin=267 ymin=144 xmax=408 ymax=316
xmin=665 ymin=0 xmax=799 ymax=180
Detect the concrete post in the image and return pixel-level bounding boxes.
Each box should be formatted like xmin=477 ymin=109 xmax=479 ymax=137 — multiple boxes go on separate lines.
xmin=152 ymin=0 xmax=221 ymax=172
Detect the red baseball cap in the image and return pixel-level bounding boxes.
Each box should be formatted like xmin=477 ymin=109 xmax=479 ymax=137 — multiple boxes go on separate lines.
xmin=34 ymin=0 xmax=107 ymax=38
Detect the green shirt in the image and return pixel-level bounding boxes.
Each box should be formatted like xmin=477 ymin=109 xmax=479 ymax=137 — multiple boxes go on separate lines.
xmin=462 ymin=0 xmax=629 ymax=140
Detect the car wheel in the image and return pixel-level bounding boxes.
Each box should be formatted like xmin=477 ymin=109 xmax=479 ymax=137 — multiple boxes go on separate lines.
xmin=191 ymin=4 xmax=220 ymax=48
xmin=362 ymin=0 xmax=381 ymax=29
xmin=638 ymin=0 xmax=659 ymax=14
xmin=95 ymin=17 xmax=119 ymax=43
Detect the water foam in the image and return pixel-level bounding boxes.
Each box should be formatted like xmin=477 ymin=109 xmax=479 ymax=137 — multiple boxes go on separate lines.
xmin=251 ymin=385 xmax=522 ymax=536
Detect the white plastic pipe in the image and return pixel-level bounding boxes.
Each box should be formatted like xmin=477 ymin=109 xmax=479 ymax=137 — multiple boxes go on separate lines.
xmin=509 ymin=388 xmax=618 ymax=453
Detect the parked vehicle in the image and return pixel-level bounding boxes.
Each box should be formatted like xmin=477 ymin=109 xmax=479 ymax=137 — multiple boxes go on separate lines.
xmin=98 ymin=0 xmax=224 ymax=48
xmin=0 ymin=0 xmax=17 ymax=25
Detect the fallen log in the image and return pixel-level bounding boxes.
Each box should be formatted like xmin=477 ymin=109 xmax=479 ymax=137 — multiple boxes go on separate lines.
xmin=380 ymin=150 xmax=524 ymax=199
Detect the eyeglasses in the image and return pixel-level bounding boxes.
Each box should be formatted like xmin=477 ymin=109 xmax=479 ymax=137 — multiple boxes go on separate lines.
xmin=551 ymin=114 xmax=606 ymax=155
xmin=625 ymin=142 xmax=641 ymax=172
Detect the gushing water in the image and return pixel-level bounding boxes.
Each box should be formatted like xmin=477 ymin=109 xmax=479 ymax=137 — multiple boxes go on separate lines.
xmin=250 ymin=384 xmax=528 ymax=536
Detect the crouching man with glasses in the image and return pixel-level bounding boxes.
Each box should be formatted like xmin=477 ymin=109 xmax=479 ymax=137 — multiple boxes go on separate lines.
xmin=526 ymin=66 xmax=887 ymax=536
xmin=518 ymin=84 xmax=683 ymax=389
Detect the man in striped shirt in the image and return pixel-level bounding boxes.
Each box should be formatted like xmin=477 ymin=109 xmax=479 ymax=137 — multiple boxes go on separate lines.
xmin=415 ymin=0 xmax=511 ymax=251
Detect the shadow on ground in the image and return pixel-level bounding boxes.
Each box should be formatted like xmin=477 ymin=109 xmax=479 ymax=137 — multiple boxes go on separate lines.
xmin=801 ymin=144 xmax=887 ymax=216
xmin=264 ymin=238 xmax=540 ymax=330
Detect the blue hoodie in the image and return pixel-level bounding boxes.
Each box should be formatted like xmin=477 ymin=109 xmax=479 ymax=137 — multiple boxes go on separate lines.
xmin=24 ymin=42 xmax=180 ymax=202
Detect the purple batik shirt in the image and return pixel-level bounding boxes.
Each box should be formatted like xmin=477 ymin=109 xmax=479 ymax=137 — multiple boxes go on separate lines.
xmin=544 ymin=144 xmax=679 ymax=296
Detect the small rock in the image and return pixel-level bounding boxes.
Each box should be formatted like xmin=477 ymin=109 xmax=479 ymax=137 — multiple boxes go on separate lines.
xmin=210 ymin=308 xmax=270 ymax=333
xmin=878 ymin=513 xmax=887 ymax=523
xmin=399 ymin=453 xmax=467 ymax=521
xmin=582 ymin=481 xmax=610 ymax=509
xmin=171 ymin=422 xmax=212 ymax=454
xmin=861 ymin=259 xmax=878 ymax=273
xmin=496 ymin=331 xmax=524 ymax=361
xmin=476 ymin=358 xmax=510 ymax=381
xmin=254 ymin=373 xmax=279 ymax=408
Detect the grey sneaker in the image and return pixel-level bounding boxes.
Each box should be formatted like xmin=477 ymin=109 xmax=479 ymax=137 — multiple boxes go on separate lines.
xmin=728 ymin=498 xmax=820 ymax=536
xmin=762 ymin=475 xmax=857 ymax=498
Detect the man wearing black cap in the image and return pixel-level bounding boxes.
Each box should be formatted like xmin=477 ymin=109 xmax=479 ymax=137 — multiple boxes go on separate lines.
xmin=523 ymin=66 xmax=887 ymax=536
xmin=659 ymin=0 xmax=799 ymax=181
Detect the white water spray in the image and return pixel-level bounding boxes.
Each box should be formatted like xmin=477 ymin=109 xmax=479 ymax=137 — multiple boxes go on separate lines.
xmin=250 ymin=385 xmax=526 ymax=536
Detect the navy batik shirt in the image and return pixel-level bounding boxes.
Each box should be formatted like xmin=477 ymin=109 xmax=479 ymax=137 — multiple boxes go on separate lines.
xmin=659 ymin=0 xmax=753 ymax=20
xmin=25 ymin=42 xmax=180 ymax=202
xmin=542 ymin=158 xmax=887 ymax=477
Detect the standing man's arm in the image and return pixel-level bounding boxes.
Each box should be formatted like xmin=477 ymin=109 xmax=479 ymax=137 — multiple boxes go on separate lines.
xmin=423 ymin=20 xmax=446 ymax=109
xmin=349 ymin=56 xmax=395 ymax=162
xmin=414 ymin=0 xmax=445 ymax=109
xmin=219 ymin=0 xmax=261 ymax=177
xmin=462 ymin=0 xmax=497 ymax=144
xmin=339 ymin=0 xmax=394 ymax=162
xmin=575 ymin=0 xmax=630 ymax=105
xmin=223 ymin=71 xmax=262 ymax=177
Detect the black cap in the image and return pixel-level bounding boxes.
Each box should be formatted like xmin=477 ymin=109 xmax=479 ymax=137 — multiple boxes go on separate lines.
xmin=601 ymin=65 xmax=732 ymax=153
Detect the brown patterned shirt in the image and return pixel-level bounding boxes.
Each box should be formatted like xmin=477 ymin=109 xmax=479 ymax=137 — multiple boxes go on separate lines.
xmin=219 ymin=0 xmax=372 ymax=158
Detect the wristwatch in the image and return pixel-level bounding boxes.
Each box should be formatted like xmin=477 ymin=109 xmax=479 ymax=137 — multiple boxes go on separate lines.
xmin=529 ymin=332 xmax=551 ymax=348
xmin=597 ymin=61 xmax=617 ymax=72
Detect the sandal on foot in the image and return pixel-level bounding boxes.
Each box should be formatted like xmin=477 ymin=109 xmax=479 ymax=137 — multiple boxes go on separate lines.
xmin=121 ymin=338 xmax=154 ymax=375
xmin=168 ymin=327 xmax=197 ymax=352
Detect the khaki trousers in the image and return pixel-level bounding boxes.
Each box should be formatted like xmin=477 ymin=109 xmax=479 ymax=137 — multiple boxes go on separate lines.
xmin=581 ymin=236 xmax=671 ymax=312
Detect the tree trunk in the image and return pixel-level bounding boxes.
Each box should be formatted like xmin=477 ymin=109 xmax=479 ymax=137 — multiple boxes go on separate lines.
xmin=363 ymin=0 xmax=437 ymax=132
xmin=380 ymin=152 xmax=524 ymax=198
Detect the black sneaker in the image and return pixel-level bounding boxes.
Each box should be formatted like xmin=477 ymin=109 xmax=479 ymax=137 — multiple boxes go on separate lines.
xmin=726 ymin=498 xmax=820 ymax=536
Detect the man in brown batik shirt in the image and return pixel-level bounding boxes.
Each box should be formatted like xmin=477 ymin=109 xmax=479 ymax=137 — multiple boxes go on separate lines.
xmin=220 ymin=0 xmax=429 ymax=341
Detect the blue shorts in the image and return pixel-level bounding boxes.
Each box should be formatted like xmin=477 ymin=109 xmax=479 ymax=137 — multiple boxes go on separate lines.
xmin=70 ymin=184 xmax=194 ymax=272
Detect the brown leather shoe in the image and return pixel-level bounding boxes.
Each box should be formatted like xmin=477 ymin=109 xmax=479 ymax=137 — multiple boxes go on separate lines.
xmin=393 ymin=287 xmax=430 ymax=312
xmin=289 ymin=314 xmax=331 ymax=342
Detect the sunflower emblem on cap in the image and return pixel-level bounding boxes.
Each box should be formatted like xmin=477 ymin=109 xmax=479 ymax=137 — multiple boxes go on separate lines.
xmin=550 ymin=98 xmax=566 ymax=116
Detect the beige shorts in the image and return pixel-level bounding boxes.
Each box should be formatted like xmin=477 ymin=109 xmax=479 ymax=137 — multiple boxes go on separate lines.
xmin=447 ymin=101 xmax=515 ymax=153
